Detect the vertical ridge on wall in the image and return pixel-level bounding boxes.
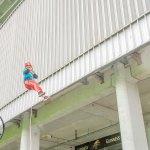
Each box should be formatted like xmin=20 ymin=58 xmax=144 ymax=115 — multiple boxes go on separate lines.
xmin=1 ymin=12 xmax=150 ymax=123
xmin=0 ymin=0 xmax=150 ymax=107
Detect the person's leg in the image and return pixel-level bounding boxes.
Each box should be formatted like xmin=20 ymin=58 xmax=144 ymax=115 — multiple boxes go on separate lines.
xmin=24 ymin=80 xmax=32 ymax=90
xmin=28 ymin=80 xmax=45 ymax=97
xmin=28 ymin=80 xmax=42 ymax=92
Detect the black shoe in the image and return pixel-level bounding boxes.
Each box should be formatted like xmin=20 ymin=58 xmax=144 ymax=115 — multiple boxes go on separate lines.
xmin=44 ymin=96 xmax=48 ymax=99
xmin=38 ymin=91 xmax=45 ymax=97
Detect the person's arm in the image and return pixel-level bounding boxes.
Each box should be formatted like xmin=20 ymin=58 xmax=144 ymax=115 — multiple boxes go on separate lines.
xmin=23 ymin=68 xmax=38 ymax=79
xmin=25 ymin=66 xmax=38 ymax=79
xmin=33 ymin=73 xmax=38 ymax=79
xmin=30 ymin=71 xmax=38 ymax=79
xmin=23 ymin=69 xmax=30 ymax=74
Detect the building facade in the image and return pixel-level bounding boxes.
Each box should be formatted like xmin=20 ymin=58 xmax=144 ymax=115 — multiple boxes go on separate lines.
xmin=0 ymin=0 xmax=150 ymax=149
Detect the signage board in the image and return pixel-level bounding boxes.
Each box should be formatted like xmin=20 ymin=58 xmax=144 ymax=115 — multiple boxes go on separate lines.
xmin=75 ymin=133 xmax=121 ymax=150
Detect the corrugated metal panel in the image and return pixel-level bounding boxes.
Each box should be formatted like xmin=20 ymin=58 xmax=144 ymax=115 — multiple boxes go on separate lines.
xmin=0 ymin=0 xmax=150 ymax=118
xmin=0 ymin=0 xmax=149 ymax=108
xmin=0 ymin=12 xmax=150 ymax=123
xmin=0 ymin=0 xmax=149 ymax=107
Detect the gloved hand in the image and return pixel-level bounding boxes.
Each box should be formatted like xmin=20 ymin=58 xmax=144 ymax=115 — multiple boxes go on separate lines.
xmin=33 ymin=73 xmax=38 ymax=79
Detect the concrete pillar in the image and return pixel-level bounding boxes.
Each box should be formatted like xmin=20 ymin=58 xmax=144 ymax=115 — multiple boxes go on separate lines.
xmin=115 ymin=62 xmax=148 ymax=150
xmin=146 ymin=125 xmax=150 ymax=149
xmin=30 ymin=126 xmax=40 ymax=150
xmin=20 ymin=111 xmax=40 ymax=150
xmin=20 ymin=112 xmax=30 ymax=150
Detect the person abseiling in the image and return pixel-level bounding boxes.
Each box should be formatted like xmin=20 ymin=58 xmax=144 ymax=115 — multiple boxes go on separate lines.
xmin=23 ymin=61 xmax=47 ymax=98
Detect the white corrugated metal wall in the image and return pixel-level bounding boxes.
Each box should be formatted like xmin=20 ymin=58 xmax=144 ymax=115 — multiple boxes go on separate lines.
xmin=0 ymin=0 xmax=150 ymax=108
xmin=0 ymin=1 xmax=150 ymax=122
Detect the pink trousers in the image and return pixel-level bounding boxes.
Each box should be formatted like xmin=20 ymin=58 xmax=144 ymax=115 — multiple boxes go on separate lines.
xmin=24 ymin=80 xmax=43 ymax=92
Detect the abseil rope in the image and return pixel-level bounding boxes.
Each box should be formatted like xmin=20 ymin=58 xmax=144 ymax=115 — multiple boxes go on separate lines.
xmin=29 ymin=107 xmax=32 ymax=150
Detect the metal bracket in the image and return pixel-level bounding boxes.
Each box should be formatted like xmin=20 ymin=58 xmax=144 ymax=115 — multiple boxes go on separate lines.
xmin=75 ymin=130 xmax=78 ymax=140
xmin=119 ymin=57 xmax=129 ymax=67
xmin=32 ymin=109 xmax=38 ymax=118
xmin=11 ymin=119 xmax=21 ymax=128
xmin=131 ymin=52 xmax=142 ymax=65
xmin=95 ymin=72 xmax=104 ymax=84
xmin=80 ymin=77 xmax=88 ymax=85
